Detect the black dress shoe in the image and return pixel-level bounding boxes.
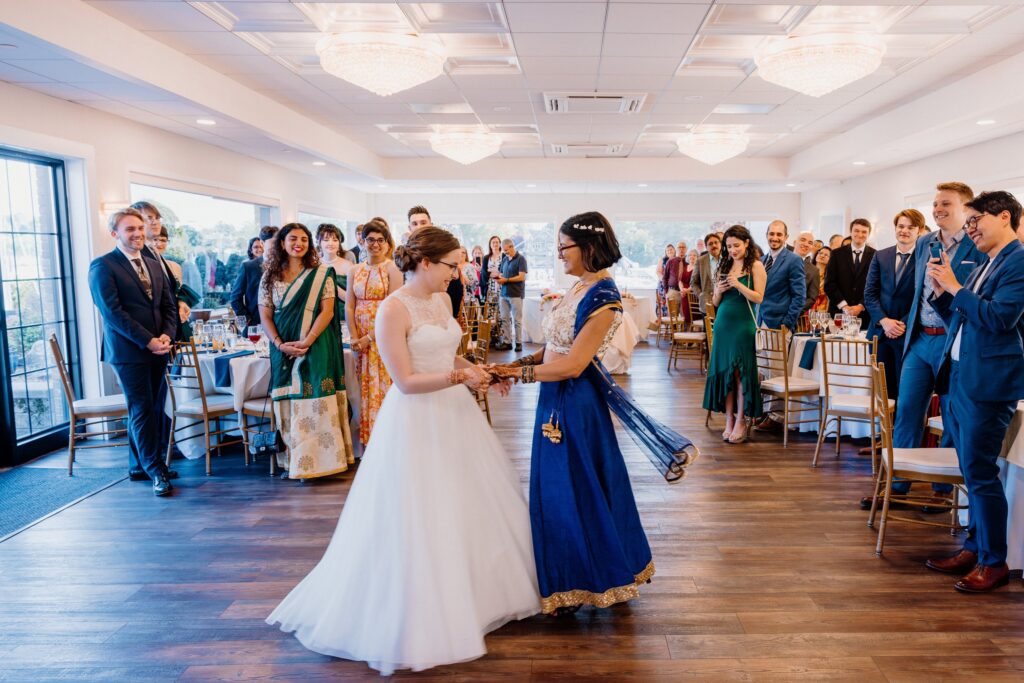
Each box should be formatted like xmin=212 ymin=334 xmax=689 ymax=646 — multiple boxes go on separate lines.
xmin=163 ymin=469 xmax=179 ymax=480
xmin=514 ymin=344 xmax=523 ymax=352
xmin=128 ymin=470 xmax=149 ymax=481
xmin=153 ymin=476 xmax=173 ymax=497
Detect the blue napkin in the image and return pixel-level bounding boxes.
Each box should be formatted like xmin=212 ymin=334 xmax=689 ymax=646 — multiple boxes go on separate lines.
xmin=214 ymin=350 xmax=254 ymax=387
xmin=799 ymin=339 xmax=818 ymax=371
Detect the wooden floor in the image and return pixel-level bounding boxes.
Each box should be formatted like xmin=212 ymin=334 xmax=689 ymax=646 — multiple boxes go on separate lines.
xmin=3 ymin=343 xmax=1023 ymax=682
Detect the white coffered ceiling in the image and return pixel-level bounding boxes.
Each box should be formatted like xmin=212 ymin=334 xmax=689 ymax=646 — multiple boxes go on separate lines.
xmin=3 ymin=1 xmax=1024 ymax=193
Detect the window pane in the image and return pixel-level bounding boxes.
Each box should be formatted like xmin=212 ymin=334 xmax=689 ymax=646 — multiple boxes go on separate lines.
xmin=39 ymin=278 xmax=64 ymax=324
xmin=16 ymin=281 xmax=43 ymax=328
xmin=439 ymin=222 xmax=555 ymax=292
xmin=20 ymin=324 xmax=46 ymax=372
xmin=36 ymin=234 xmax=61 ymax=278
xmin=130 ymin=183 xmax=276 ymax=309
xmin=5 ymin=159 xmax=35 ymax=232
xmin=7 ymin=326 xmax=24 ymax=375
xmin=0 ymin=160 xmax=11 ymax=232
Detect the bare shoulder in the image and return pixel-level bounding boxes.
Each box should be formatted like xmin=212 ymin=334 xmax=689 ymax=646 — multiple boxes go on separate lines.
xmin=751 ymin=259 xmax=767 ymax=275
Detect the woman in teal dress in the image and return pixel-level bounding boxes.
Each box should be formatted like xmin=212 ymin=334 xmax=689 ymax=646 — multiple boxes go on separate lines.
xmin=702 ymin=224 xmax=767 ymax=444
xmin=491 ymin=212 xmax=697 ymax=615
xmin=316 ymin=223 xmax=355 ymax=329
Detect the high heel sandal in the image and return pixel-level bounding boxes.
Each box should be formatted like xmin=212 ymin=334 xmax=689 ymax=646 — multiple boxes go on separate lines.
xmin=727 ymin=419 xmax=748 ymax=444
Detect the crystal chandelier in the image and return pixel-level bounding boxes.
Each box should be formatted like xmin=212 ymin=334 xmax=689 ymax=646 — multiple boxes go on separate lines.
xmin=316 ymin=32 xmax=446 ymax=97
xmin=754 ymin=32 xmax=886 ymax=98
xmin=429 ymin=130 xmax=502 ymax=165
xmin=676 ymin=130 xmax=749 ymax=165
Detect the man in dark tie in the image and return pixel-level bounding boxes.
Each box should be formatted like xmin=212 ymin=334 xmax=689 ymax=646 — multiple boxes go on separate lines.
xmin=793 ymin=231 xmax=819 ymax=312
xmin=88 ymin=209 xmax=178 ymax=496
xmin=924 ymin=190 xmax=1024 ymax=592
xmin=231 ymin=225 xmax=278 ymax=327
xmin=823 ymin=218 xmax=875 ymax=327
xmin=755 ymin=220 xmax=806 ymax=331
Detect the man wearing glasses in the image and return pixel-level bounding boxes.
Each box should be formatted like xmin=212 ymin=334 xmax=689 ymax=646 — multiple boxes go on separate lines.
xmin=924 ymin=190 xmax=1024 ymax=592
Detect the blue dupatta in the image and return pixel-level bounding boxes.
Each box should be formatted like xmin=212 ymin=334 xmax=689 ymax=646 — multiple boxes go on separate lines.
xmin=576 ymin=279 xmax=699 ymax=482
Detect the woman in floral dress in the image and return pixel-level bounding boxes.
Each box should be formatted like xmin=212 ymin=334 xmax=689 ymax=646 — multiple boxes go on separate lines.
xmin=346 ymin=219 xmax=402 ymax=445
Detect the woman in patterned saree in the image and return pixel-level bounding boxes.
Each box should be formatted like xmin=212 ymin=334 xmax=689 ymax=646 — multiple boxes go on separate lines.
xmin=259 ymin=223 xmax=355 ymax=479
xmin=346 ymin=219 xmax=402 ymax=445
xmin=490 ymin=212 xmax=697 ymax=616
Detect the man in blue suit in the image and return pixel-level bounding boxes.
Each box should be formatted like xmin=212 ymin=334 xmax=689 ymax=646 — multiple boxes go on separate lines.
xmin=230 ymin=225 xmax=278 ymax=327
xmin=924 ymin=190 xmax=1024 ymax=592
xmin=880 ymin=183 xmax=988 ymax=504
xmin=753 ymin=221 xmax=806 ymax=434
xmin=755 ymin=220 xmax=806 ymax=331
xmin=88 ymin=209 xmax=178 ymax=496
xmin=864 ymin=209 xmax=921 ymax=396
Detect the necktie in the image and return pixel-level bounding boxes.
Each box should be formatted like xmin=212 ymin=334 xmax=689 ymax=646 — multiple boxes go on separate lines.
xmin=895 ymin=252 xmax=909 ymax=283
xmin=764 ymin=254 xmax=774 ymax=273
xmin=854 ymin=250 xmax=862 ymax=270
xmin=132 ymin=257 xmax=153 ymax=299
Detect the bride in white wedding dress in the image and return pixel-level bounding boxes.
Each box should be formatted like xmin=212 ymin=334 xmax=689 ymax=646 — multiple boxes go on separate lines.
xmin=267 ymin=227 xmax=540 ymax=675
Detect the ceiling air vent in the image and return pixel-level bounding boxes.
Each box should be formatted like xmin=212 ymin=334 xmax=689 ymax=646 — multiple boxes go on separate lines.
xmin=550 ymin=143 xmax=625 ymax=157
xmin=544 ymin=92 xmax=647 ymax=115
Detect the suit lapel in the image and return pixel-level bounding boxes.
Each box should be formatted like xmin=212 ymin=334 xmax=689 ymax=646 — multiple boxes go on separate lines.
xmin=112 ymin=249 xmax=153 ymax=301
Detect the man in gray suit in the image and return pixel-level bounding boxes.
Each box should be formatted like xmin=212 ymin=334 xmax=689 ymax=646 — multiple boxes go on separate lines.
xmin=794 ymin=230 xmax=819 ymax=312
xmin=690 ymin=232 xmax=722 ymax=314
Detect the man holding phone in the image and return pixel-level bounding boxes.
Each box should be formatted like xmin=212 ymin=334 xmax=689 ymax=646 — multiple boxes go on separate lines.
xmin=862 ymin=182 xmax=987 ymax=509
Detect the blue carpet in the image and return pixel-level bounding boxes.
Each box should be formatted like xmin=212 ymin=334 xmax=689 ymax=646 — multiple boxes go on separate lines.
xmin=0 ymin=467 xmax=125 ymax=540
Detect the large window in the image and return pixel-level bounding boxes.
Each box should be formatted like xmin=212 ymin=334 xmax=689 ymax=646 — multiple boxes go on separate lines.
xmin=614 ymin=219 xmax=770 ymax=289
xmin=0 ymin=149 xmax=77 ymax=464
xmin=129 ymin=183 xmax=276 ymax=308
xmin=438 ymin=222 xmax=555 ymax=291
xmin=297 ymin=211 xmax=360 ymax=255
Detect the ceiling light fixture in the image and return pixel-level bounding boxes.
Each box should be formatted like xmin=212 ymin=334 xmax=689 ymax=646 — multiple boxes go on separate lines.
xmin=429 ymin=130 xmax=502 ymax=165
xmin=676 ymin=129 xmax=750 ymax=165
xmin=852 ymin=160 xmax=867 ymax=166
xmin=754 ymin=32 xmax=886 ymax=98
xmin=312 ymin=161 xmax=326 ymax=167
xmin=785 ymin=183 xmax=797 ymax=187
xmin=637 ymin=183 xmax=648 ymax=188
xmin=976 ymin=119 xmax=996 ymax=126
xmin=196 ymin=118 xmax=216 ymax=126
xmin=316 ymin=32 xmax=446 ymax=97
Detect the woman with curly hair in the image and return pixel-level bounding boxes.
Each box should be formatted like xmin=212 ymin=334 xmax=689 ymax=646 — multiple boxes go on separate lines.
xmin=346 ymin=219 xmax=402 ymax=445
xmin=259 ymin=223 xmax=355 ymax=478
xmin=702 ymin=224 xmax=767 ymax=444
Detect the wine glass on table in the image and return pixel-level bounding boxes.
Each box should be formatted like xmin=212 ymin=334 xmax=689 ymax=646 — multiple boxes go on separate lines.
xmin=234 ymin=315 xmax=247 ymax=339
xmin=247 ymin=326 xmax=263 ymax=345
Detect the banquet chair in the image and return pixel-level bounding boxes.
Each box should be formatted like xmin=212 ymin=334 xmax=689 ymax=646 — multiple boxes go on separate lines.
xmin=239 ymin=396 xmax=278 ymax=476
xmin=754 ymin=326 xmax=821 ymax=447
xmin=49 ymin=334 xmax=129 ymax=476
xmin=796 ymin=312 xmax=811 ymax=334
xmin=655 ymin=297 xmax=683 ymax=348
xmin=667 ymin=320 xmax=706 ymax=373
xmin=687 ymin=291 xmax=705 ymax=332
xmin=867 ymin=362 xmax=967 ymax=555
xmin=472 ymin=320 xmax=494 ymax=423
xmin=704 ymin=314 xmax=717 ymax=428
xmin=811 ymin=338 xmax=888 ymax=473
xmin=165 ymin=340 xmax=242 ymax=476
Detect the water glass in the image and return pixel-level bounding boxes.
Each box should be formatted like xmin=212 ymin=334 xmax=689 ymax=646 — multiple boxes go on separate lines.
xmin=234 ymin=316 xmax=247 ymax=337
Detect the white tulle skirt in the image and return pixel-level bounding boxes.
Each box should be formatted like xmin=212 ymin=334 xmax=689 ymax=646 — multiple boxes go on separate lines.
xmin=267 ymin=383 xmax=540 ymax=675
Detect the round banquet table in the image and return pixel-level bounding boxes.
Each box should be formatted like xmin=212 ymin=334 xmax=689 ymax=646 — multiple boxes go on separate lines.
xmin=167 ymin=347 xmax=360 ymax=460
xmin=785 ymin=333 xmax=873 ymax=440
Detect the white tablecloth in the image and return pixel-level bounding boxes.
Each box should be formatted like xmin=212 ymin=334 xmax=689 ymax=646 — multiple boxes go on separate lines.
xmin=168 ymin=348 xmax=360 ymax=460
xmin=998 ymin=402 xmax=1024 ymax=570
xmin=520 ymin=296 xmax=642 ymax=374
xmin=787 ymin=334 xmax=873 ymax=439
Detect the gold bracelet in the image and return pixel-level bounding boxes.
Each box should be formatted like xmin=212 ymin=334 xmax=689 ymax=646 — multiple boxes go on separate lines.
xmin=521 ymin=365 xmax=536 ymax=384
xmin=447 ymin=369 xmax=465 ymax=385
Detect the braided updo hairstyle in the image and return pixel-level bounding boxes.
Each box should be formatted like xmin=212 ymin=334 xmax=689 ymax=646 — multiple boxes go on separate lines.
xmin=392 ymin=226 xmax=461 ymax=273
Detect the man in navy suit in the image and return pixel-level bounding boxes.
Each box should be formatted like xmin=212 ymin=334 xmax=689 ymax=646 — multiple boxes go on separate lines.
xmin=924 ymin=190 xmax=1024 ymax=592
xmin=755 ymin=220 xmax=806 ymax=331
xmin=864 ymin=210 xmax=921 ymax=396
xmin=88 ymin=209 xmax=177 ymax=496
xmin=753 ymin=221 xmax=806 ymax=434
xmin=230 ymin=225 xmax=278 ymax=327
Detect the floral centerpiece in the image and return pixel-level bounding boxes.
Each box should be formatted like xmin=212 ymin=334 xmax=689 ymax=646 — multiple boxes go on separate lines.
xmin=541 ymin=288 xmax=563 ymax=304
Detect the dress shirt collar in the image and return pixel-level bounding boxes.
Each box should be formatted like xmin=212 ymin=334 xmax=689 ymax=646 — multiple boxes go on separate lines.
xmin=116 ymin=242 xmax=144 ymax=262
xmin=896 ymin=244 xmax=915 ymax=256
xmin=940 ymin=229 xmax=965 ymax=250
xmin=769 ymin=246 xmax=785 ymax=260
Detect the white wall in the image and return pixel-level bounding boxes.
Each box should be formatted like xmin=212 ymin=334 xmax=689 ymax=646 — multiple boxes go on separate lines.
xmin=0 ymin=81 xmax=368 ymax=397
xmin=800 ymin=130 xmax=1024 ymax=249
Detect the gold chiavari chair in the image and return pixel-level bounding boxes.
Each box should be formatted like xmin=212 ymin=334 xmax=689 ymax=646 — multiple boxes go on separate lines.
xmin=687 ymin=291 xmax=704 ymax=332
xmin=754 ymin=326 xmax=821 ymax=447
xmin=811 ymin=337 xmax=887 ymax=472
xmin=867 ymin=362 xmax=966 ymax=555
xmin=165 ymin=340 xmax=243 ymax=475
xmin=796 ymin=311 xmax=811 ymax=333
xmin=667 ymin=318 xmax=706 ymax=372
xmin=49 ymin=334 xmax=129 ymax=476
xmin=655 ymin=296 xmax=683 ymax=348
xmin=704 ymin=314 xmax=717 ymax=428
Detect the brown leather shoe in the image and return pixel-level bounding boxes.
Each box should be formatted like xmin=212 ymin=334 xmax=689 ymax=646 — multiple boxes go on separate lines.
xmin=954 ymin=563 xmax=1010 ymax=593
xmin=925 ymin=549 xmax=978 ymax=575
xmin=754 ymin=418 xmax=781 ymax=433
xmin=859 ymin=494 xmax=909 ymax=511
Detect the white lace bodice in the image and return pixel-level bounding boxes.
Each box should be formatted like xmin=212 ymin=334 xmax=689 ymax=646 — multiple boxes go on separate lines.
xmin=392 ymin=288 xmax=462 ymax=374
xmin=542 ymin=285 xmax=621 ymax=356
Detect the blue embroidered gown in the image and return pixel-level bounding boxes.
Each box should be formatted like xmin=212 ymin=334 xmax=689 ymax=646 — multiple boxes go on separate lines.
xmin=531 ymin=278 xmax=697 ymax=613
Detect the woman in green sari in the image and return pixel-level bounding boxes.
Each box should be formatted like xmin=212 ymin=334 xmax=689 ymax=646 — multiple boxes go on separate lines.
xmin=259 ymin=223 xmax=355 ymax=479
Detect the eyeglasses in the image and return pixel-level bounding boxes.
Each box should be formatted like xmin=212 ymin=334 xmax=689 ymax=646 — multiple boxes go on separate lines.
xmin=964 ymin=213 xmax=988 ymax=230
xmin=436 ymin=260 xmax=459 ymax=271
xmin=365 ymin=237 xmax=387 ymax=245
xmin=556 ymin=244 xmax=579 ymax=256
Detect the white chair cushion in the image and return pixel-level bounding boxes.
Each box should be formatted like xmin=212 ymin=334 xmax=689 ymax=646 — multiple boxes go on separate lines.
xmin=927 ymin=415 xmax=944 ymax=432
xmin=890 ymin=447 xmax=962 ymax=477
xmin=177 ymin=393 xmax=235 ymax=415
xmin=829 ymin=394 xmax=894 ymax=415
xmin=692 ymin=320 xmax=704 ymax=330
xmin=73 ymin=393 xmax=127 ymax=415
xmin=761 ymin=376 xmax=819 ymax=393
xmin=673 ymin=332 xmax=704 ymax=342
xmin=242 ymin=398 xmax=272 ymax=415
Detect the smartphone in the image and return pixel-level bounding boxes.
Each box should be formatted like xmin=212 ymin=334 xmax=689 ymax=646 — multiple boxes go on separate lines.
xmin=929 ymin=241 xmax=942 ymax=261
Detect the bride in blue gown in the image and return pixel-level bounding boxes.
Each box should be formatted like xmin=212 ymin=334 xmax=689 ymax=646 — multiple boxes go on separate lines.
xmin=491 ymin=212 xmax=698 ymax=615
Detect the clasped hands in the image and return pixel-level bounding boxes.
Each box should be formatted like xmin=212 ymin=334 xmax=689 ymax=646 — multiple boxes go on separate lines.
xmin=460 ymin=364 xmax=516 ymax=396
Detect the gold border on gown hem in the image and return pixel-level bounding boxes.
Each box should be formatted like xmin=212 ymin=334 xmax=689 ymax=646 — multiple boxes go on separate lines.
xmin=539 ymin=561 xmax=656 ymax=613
